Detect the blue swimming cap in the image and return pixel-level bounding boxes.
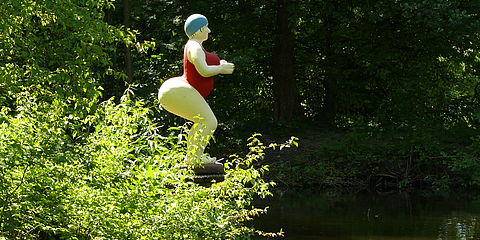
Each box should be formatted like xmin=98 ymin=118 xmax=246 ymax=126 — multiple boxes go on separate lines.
xmin=184 ymin=14 xmax=208 ymax=37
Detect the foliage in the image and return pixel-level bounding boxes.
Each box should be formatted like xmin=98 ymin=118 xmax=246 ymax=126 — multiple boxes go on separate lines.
xmin=0 ymin=0 xmax=289 ymax=239
xmin=268 ymin=124 xmax=480 ymax=192
xmin=0 ymin=93 xmax=290 ymax=239
xmin=2 ymin=1 xmax=480 ymax=238
xmin=124 ymin=0 xmax=480 ymax=170
xmin=122 ymin=0 xmax=480 ymax=128
xmin=293 ymin=0 xmax=480 ymax=126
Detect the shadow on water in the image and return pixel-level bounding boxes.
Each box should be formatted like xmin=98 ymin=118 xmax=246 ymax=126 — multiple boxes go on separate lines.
xmin=253 ymin=189 xmax=480 ymax=240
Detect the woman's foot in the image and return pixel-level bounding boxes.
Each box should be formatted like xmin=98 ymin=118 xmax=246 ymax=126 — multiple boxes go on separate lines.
xmin=200 ymin=155 xmax=217 ymax=164
xmin=184 ymin=155 xmax=217 ymax=165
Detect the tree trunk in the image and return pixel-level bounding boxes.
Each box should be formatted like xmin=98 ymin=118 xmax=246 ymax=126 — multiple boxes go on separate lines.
xmin=123 ymin=0 xmax=133 ymax=83
xmin=322 ymin=1 xmax=339 ymax=126
xmin=272 ymin=0 xmax=300 ymax=122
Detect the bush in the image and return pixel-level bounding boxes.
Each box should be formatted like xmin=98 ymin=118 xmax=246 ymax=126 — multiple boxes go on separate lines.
xmin=0 ymin=94 xmax=292 ymax=239
xmin=267 ymin=122 xmax=480 ymax=192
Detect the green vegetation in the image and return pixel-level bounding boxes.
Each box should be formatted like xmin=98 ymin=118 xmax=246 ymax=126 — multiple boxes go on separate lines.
xmin=0 ymin=92 xmax=286 ymax=238
xmin=0 ymin=0 xmax=290 ymax=238
xmin=1 ymin=0 xmax=480 ymax=238
xmin=264 ymin=123 xmax=480 ymax=192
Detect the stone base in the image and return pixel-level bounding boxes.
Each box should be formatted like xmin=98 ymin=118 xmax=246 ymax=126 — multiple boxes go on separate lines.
xmin=192 ymin=162 xmax=225 ymax=184
xmin=193 ymin=173 xmax=225 ymax=184
xmin=192 ymin=162 xmax=225 ymax=175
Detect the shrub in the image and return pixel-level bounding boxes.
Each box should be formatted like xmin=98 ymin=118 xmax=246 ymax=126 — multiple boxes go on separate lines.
xmin=0 ymin=93 xmax=293 ymax=239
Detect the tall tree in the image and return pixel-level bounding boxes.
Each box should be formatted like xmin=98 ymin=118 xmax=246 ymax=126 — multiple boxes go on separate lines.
xmin=123 ymin=0 xmax=133 ymax=83
xmin=321 ymin=1 xmax=339 ymax=125
xmin=272 ymin=0 xmax=300 ymax=122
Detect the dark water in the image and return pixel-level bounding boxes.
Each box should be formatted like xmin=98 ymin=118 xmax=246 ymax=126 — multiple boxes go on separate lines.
xmin=253 ymin=190 xmax=480 ymax=240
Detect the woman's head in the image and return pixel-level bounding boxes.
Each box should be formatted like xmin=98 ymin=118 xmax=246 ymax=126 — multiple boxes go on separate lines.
xmin=184 ymin=14 xmax=208 ymax=38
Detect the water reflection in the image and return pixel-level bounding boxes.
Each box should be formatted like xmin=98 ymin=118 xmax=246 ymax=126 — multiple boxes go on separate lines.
xmin=438 ymin=217 xmax=479 ymax=240
xmin=253 ymin=190 xmax=480 ymax=240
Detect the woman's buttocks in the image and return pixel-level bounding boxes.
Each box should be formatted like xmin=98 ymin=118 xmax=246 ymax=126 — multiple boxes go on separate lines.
xmin=158 ymin=76 xmax=198 ymax=105
xmin=159 ymin=76 xmax=190 ymax=89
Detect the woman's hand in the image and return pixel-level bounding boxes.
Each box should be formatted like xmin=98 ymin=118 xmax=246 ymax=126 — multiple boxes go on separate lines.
xmin=219 ymin=60 xmax=235 ymax=74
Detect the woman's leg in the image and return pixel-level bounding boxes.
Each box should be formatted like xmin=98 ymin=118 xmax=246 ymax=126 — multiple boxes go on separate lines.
xmin=158 ymin=78 xmax=217 ymax=164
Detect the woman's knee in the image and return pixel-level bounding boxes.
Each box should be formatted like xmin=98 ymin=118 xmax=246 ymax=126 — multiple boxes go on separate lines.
xmin=211 ymin=116 xmax=218 ymax=131
xmin=198 ymin=115 xmax=217 ymax=132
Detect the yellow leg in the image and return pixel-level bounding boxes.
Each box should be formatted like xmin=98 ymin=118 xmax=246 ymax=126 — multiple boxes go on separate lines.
xmin=158 ymin=77 xmax=217 ymax=164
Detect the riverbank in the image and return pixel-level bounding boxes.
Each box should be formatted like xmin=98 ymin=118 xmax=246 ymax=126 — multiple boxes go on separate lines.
xmin=253 ymin=121 xmax=480 ymax=193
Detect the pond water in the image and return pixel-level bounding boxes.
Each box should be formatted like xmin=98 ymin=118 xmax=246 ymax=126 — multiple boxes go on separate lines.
xmin=253 ymin=190 xmax=480 ymax=240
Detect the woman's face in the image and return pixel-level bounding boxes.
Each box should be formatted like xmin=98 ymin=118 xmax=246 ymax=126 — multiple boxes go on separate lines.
xmin=194 ymin=25 xmax=211 ymax=41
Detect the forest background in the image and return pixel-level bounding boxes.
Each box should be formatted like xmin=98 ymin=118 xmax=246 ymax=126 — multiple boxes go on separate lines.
xmin=1 ymin=0 xmax=480 ymax=239
xmin=115 ymin=0 xmax=480 ymax=192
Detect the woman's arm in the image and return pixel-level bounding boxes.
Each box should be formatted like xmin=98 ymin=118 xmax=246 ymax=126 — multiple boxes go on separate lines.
xmin=187 ymin=41 xmax=234 ymax=77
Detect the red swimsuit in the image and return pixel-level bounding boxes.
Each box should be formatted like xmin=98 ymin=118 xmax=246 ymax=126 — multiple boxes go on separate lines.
xmin=183 ymin=47 xmax=220 ymax=97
